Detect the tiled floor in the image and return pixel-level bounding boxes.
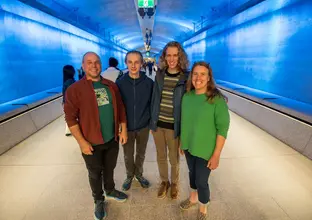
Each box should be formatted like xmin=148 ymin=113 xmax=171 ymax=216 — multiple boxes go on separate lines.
xmin=1 ymin=112 xmax=312 ymax=220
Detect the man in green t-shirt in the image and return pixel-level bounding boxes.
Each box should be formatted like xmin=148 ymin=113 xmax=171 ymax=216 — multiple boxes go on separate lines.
xmin=64 ymin=52 xmax=128 ymax=220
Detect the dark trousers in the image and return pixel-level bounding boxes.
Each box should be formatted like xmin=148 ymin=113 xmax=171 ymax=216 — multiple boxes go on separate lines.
xmin=82 ymin=140 xmax=119 ymax=201
xmin=185 ymin=150 xmax=211 ymax=204
xmin=123 ymin=127 xmax=149 ymax=178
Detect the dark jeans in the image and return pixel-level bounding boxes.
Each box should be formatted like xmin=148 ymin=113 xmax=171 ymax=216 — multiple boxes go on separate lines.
xmin=122 ymin=127 xmax=149 ymax=178
xmin=185 ymin=150 xmax=211 ymax=204
xmin=82 ymin=139 xmax=119 ymax=201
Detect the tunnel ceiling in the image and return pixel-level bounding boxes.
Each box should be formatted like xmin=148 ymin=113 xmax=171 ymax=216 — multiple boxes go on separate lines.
xmin=25 ymin=0 xmax=256 ymax=54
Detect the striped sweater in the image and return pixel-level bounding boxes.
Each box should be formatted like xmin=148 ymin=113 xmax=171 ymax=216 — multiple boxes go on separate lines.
xmin=158 ymin=71 xmax=180 ymax=128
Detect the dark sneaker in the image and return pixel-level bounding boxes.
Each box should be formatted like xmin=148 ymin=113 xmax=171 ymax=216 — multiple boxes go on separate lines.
xmin=94 ymin=200 xmax=106 ymax=220
xmin=122 ymin=177 xmax=133 ymax=191
xmin=106 ymin=189 xmax=128 ymax=202
xmin=157 ymin=181 xmax=170 ymax=199
xmin=135 ymin=176 xmax=150 ymax=188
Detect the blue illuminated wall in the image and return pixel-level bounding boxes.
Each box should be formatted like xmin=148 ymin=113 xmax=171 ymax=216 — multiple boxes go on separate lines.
xmin=183 ymin=0 xmax=312 ymax=105
xmin=0 ymin=0 xmax=127 ymax=105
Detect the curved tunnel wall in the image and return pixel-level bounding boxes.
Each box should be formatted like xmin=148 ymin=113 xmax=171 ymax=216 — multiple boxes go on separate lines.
xmin=183 ymin=0 xmax=312 ymax=106
xmin=0 ymin=0 xmax=127 ymax=105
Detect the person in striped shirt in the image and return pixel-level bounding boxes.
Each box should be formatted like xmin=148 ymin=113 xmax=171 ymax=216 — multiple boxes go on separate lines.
xmin=150 ymin=41 xmax=189 ymax=199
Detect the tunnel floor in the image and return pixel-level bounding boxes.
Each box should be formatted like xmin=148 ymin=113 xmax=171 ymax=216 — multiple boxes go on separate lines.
xmin=1 ymin=112 xmax=312 ymax=220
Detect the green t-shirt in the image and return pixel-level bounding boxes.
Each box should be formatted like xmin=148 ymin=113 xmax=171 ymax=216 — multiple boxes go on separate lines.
xmin=181 ymin=91 xmax=230 ymax=161
xmin=93 ymin=81 xmax=115 ymax=143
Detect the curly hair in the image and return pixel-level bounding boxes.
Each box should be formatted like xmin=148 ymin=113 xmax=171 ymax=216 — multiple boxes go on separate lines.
xmin=158 ymin=41 xmax=189 ymax=71
xmin=186 ymin=61 xmax=227 ymax=103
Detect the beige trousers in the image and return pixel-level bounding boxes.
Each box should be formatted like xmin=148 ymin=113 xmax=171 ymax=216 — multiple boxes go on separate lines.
xmin=152 ymin=128 xmax=180 ymax=184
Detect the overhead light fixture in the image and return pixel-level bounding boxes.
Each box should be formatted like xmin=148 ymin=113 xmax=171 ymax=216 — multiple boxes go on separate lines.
xmin=138 ymin=0 xmax=154 ymax=8
xmin=137 ymin=0 xmax=155 ymax=19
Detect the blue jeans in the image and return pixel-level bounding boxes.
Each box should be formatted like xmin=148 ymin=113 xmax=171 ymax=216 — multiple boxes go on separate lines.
xmin=184 ymin=150 xmax=211 ymax=204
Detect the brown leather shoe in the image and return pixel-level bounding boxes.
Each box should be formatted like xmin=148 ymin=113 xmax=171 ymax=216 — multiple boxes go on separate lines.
xmin=157 ymin=181 xmax=170 ymax=198
xmin=171 ymin=183 xmax=178 ymax=199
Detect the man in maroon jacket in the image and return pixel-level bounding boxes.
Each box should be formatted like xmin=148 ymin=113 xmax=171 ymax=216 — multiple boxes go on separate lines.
xmin=64 ymin=52 xmax=128 ymax=220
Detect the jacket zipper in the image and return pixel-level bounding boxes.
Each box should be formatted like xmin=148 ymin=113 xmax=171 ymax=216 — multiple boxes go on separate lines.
xmin=134 ymin=78 xmax=136 ymax=130
xmin=172 ymin=81 xmax=185 ymax=134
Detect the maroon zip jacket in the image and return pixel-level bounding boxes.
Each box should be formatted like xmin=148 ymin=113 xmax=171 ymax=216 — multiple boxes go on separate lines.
xmin=64 ymin=76 xmax=127 ymax=145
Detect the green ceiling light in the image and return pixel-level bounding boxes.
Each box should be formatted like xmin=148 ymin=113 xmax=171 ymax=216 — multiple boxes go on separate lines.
xmin=138 ymin=0 xmax=154 ymax=8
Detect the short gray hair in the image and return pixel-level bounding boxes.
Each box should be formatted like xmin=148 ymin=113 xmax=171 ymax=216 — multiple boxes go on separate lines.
xmin=82 ymin=51 xmax=101 ymax=63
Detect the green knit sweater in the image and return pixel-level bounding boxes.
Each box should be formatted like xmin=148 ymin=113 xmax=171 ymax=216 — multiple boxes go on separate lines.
xmin=181 ymin=91 xmax=230 ymax=160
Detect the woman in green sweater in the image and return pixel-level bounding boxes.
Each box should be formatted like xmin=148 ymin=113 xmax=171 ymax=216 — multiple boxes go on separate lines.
xmin=179 ymin=61 xmax=230 ymax=220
